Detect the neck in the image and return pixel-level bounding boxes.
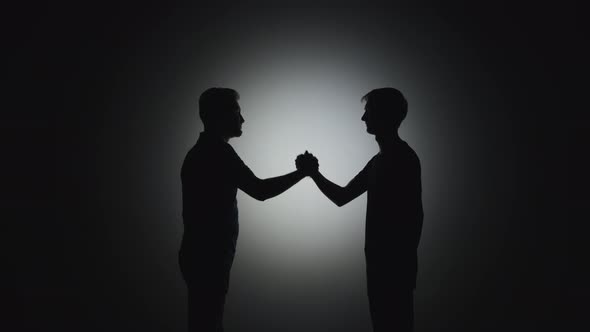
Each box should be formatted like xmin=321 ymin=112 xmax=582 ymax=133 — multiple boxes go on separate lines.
xmin=203 ymin=129 xmax=230 ymax=142
xmin=375 ymin=132 xmax=402 ymax=152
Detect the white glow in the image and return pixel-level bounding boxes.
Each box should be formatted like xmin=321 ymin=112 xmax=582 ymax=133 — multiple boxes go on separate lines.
xmin=146 ymin=13 xmax=464 ymax=331
xmin=176 ymin=41 xmax=442 ymax=281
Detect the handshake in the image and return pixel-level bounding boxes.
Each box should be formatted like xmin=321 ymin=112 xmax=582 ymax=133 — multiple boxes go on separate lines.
xmin=295 ymin=151 xmax=319 ymax=177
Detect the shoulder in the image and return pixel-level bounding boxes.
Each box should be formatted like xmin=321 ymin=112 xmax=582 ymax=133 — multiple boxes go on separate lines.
xmin=402 ymin=144 xmax=421 ymax=174
xmin=224 ymin=143 xmax=252 ymax=173
xmin=365 ymin=154 xmax=378 ymax=167
xmin=401 ymin=142 xmax=420 ymax=162
xmin=224 ymin=142 xmax=242 ymax=161
xmin=182 ymin=144 xmax=199 ymax=164
xmin=362 ymin=154 xmax=379 ymax=171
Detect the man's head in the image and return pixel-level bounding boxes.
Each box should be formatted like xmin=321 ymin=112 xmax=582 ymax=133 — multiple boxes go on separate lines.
xmin=361 ymin=87 xmax=408 ymax=135
xmin=199 ymin=87 xmax=244 ymax=138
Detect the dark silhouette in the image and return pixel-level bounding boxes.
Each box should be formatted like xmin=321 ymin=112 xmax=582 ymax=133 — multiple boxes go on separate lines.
xmin=180 ymin=88 xmax=306 ymax=332
xmin=297 ymin=88 xmax=424 ymax=332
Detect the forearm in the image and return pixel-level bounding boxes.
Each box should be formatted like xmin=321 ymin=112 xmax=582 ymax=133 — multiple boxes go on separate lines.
xmin=257 ymin=170 xmax=306 ymax=200
xmin=310 ymin=171 xmax=348 ymax=206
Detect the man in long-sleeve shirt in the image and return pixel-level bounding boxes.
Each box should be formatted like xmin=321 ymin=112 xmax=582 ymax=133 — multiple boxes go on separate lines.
xmin=180 ymin=88 xmax=305 ymax=332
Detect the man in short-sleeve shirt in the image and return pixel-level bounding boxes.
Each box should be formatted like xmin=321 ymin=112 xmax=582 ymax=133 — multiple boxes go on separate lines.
xmin=180 ymin=88 xmax=306 ymax=332
xmin=297 ymin=88 xmax=423 ymax=332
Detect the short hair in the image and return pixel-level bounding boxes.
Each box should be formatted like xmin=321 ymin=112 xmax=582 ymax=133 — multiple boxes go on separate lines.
xmin=361 ymin=87 xmax=408 ymax=128
xmin=199 ymin=87 xmax=240 ymax=125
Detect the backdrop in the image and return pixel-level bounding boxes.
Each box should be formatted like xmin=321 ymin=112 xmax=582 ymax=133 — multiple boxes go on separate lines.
xmin=17 ymin=3 xmax=578 ymax=332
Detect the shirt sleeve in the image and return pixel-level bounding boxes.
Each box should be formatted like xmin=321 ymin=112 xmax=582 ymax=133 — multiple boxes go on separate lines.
xmin=343 ymin=157 xmax=373 ymax=200
xmin=225 ymin=145 xmax=258 ymax=190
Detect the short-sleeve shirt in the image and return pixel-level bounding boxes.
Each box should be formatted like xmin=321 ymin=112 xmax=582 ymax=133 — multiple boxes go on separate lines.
xmin=349 ymin=141 xmax=423 ymax=284
xmin=180 ymin=132 xmax=255 ymax=254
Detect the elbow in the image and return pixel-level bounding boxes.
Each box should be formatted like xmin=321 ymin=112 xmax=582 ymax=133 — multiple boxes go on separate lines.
xmin=252 ymin=192 xmax=269 ymax=201
xmin=334 ymin=193 xmax=355 ymax=207
xmin=242 ymin=188 xmax=269 ymax=201
xmin=253 ymin=191 xmax=272 ymax=201
xmin=334 ymin=197 xmax=347 ymax=207
xmin=257 ymin=195 xmax=270 ymax=202
xmin=246 ymin=180 xmax=271 ymax=201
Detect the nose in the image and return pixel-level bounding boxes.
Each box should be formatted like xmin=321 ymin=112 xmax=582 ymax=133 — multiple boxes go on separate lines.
xmin=361 ymin=111 xmax=367 ymax=121
xmin=240 ymin=114 xmax=245 ymax=123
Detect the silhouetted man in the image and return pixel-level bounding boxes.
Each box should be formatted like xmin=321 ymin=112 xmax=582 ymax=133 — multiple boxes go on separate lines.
xmin=180 ymin=87 xmax=306 ymax=332
xmin=297 ymin=88 xmax=423 ymax=332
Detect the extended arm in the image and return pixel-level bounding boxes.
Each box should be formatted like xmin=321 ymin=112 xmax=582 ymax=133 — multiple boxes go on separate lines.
xmin=310 ymin=171 xmax=366 ymax=207
xmin=238 ymin=170 xmax=305 ymax=201
xmin=297 ymin=151 xmax=368 ymax=207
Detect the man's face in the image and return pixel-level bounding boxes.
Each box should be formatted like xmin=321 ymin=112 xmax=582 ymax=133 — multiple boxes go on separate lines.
xmin=361 ymin=101 xmax=377 ymax=135
xmin=361 ymin=99 xmax=399 ymax=135
xmin=223 ymin=101 xmax=245 ymax=138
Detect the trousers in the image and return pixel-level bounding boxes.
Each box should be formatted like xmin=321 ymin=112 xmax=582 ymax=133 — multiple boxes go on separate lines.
xmin=179 ymin=249 xmax=234 ymax=332
xmin=366 ymin=253 xmax=416 ymax=332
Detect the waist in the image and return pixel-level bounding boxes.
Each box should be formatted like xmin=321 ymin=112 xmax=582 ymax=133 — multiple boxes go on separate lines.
xmin=181 ymin=230 xmax=238 ymax=253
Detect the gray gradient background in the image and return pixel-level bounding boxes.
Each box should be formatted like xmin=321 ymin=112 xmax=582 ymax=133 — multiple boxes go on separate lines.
xmin=18 ymin=2 xmax=578 ymax=332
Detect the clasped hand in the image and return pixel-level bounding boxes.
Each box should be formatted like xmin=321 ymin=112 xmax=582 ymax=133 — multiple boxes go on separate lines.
xmin=296 ymin=151 xmax=319 ymax=176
